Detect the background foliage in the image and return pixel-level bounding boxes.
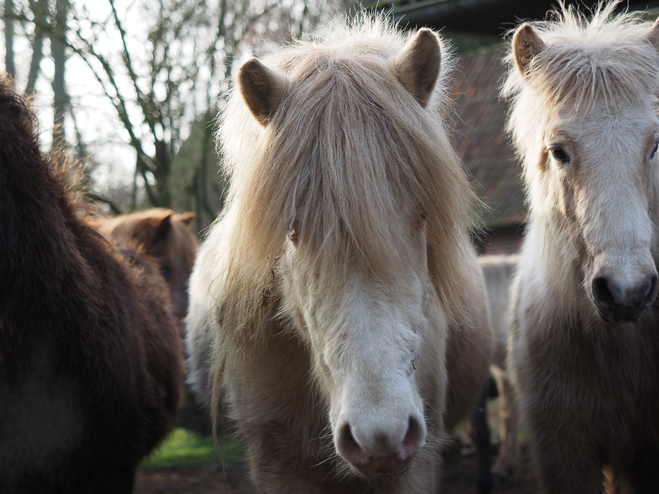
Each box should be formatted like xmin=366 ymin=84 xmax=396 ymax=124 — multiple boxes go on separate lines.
xmin=2 ymin=0 xmax=350 ymax=229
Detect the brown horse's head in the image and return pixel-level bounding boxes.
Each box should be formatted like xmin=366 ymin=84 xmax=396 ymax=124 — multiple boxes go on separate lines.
xmin=95 ymin=209 xmax=198 ymax=324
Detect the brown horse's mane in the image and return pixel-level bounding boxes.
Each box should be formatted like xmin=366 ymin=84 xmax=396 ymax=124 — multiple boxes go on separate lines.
xmin=216 ymin=18 xmax=478 ymax=360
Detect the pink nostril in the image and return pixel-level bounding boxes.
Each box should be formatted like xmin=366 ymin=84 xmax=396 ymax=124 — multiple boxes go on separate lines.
xmin=338 ymin=423 xmax=368 ymax=466
xmin=399 ymin=415 xmax=424 ymax=460
xmin=336 ymin=415 xmax=425 ymax=478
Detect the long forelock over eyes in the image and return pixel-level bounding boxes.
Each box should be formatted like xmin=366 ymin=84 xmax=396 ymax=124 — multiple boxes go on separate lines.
xmin=216 ymin=18 xmax=477 ymax=351
xmin=503 ymin=2 xmax=659 ymax=115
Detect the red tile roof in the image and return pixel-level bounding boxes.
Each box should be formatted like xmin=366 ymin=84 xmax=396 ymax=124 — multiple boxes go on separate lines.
xmin=450 ymin=47 xmax=527 ymax=231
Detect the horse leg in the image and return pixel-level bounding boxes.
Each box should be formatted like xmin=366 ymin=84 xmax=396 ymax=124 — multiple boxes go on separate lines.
xmin=469 ymin=386 xmax=492 ymax=494
xmin=491 ymin=366 xmax=519 ymax=481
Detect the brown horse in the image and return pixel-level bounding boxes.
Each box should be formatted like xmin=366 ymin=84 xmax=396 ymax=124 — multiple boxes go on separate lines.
xmin=93 ymin=209 xmax=198 ymax=326
xmin=187 ymin=17 xmax=492 ymax=494
xmin=92 ymin=209 xmax=207 ymax=432
xmin=0 ymin=78 xmax=184 ymax=493
xmin=504 ymin=2 xmax=659 ymax=492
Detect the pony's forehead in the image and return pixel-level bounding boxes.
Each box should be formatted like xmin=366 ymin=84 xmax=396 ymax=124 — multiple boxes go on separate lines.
xmin=532 ymin=41 xmax=658 ymax=108
xmin=549 ymin=96 xmax=658 ymax=128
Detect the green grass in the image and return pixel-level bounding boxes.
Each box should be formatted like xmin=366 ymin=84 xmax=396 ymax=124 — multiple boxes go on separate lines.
xmin=141 ymin=428 xmax=245 ymax=469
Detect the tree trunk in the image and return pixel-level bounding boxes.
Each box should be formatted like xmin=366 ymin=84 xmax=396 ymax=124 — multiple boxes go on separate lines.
xmin=154 ymin=137 xmax=171 ymax=208
xmin=26 ymin=0 xmax=48 ymax=95
xmin=51 ymin=0 xmax=69 ymax=147
xmin=4 ymin=0 xmax=16 ymax=78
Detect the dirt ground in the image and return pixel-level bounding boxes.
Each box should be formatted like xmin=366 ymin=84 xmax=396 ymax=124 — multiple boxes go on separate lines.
xmin=135 ymin=446 xmax=539 ymax=494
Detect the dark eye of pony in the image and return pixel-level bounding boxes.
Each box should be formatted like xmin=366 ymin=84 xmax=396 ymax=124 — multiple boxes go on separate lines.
xmin=550 ymin=146 xmax=570 ymax=164
xmin=651 ymin=142 xmax=658 ymax=160
xmin=414 ymin=211 xmax=427 ymax=231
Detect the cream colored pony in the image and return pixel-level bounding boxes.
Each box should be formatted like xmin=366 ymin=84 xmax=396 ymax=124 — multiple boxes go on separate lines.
xmin=186 ymin=18 xmax=492 ymax=494
xmin=504 ymin=2 xmax=659 ymax=492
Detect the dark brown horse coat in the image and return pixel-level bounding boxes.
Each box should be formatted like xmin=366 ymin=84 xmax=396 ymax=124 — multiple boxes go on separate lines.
xmin=0 ymin=78 xmax=184 ymax=493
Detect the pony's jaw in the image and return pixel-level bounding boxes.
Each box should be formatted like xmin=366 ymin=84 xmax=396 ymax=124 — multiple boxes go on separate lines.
xmin=169 ymin=270 xmax=190 ymax=322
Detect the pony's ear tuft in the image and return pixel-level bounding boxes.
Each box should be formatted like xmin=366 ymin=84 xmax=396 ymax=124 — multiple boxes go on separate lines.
xmin=155 ymin=211 xmax=173 ymax=239
xmin=648 ymin=16 xmax=659 ymax=51
xmin=391 ymin=28 xmax=441 ymax=108
xmin=178 ymin=212 xmax=196 ymax=228
xmin=135 ymin=210 xmax=173 ymax=246
xmin=238 ymin=58 xmax=288 ymax=126
xmin=513 ymin=23 xmax=545 ymax=79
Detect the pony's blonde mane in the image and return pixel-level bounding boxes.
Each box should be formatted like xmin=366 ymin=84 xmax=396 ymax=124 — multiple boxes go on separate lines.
xmin=503 ymin=1 xmax=659 ymax=116
xmin=215 ymin=17 xmax=477 ymax=373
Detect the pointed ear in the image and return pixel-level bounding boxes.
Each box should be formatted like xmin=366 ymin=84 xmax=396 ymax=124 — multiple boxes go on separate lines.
xmin=513 ymin=23 xmax=545 ymax=79
xmin=154 ymin=211 xmax=173 ymax=240
xmin=648 ymin=17 xmax=659 ymax=51
xmin=177 ymin=212 xmax=196 ymax=228
xmin=135 ymin=209 xmax=173 ymax=246
xmin=238 ymin=58 xmax=289 ymax=126
xmin=391 ymin=28 xmax=441 ymax=108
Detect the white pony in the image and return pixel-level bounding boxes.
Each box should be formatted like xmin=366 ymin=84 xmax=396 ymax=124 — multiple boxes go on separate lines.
xmin=186 ymin=18 xmax=492 ymax=494
xmin=504 ymin=2 xmax=659 ymax=492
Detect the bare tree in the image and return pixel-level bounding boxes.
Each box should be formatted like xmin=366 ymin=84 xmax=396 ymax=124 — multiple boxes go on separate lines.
xmin=3 ymin=0 xmax=342 ymax=219
xmin=63 ymin=0 xmax=340 ymax=214
xmin=51 ymin=0 xmax=68 ymax=146
xmin=25 ymin=0 xmax=48 ymax=93
xmin=4 ymin=0 xmax=16 ymax=77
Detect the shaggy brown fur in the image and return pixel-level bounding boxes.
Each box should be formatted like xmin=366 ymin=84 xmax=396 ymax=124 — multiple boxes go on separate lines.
xmin=92 ymin=208 xmax=198 ymax=327
xmin=0 ymin=77 xmax=184 ymax=493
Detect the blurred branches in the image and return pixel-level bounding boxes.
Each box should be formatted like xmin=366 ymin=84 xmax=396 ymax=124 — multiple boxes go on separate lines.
xmin=2 ymin=0 xmax=342 ymax=228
